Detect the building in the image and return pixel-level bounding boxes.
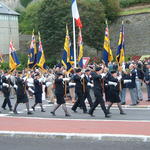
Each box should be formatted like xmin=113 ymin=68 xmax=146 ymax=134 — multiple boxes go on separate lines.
xmin=0 ymin=2 xmax=19 ymax=55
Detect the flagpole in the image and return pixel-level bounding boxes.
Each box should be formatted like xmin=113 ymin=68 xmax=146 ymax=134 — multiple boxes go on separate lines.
xmin=73 ymin=18 xmax=77 ymax=68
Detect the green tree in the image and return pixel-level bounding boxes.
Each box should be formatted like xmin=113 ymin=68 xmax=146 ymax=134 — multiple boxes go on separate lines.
xmin=100 ymin=0 xmax=120 ymax=21
xmin=36 ymin=0 xmax=106 ymax=58
xmin=20 ymin=0 xmax=33 ymax=7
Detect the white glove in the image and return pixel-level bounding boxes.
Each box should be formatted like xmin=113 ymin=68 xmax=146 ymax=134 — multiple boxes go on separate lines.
xmin=6 ymin=75 xmax=10 ymax=79
xmin=117 ymin=76 xmax=122 ymax=81
xmin=28 ymin=87 xmax=34 ymax=94
xmin=124 ymin=80 xmax=132 ymax=84
xmin=81 ymin=74 xmax=85 ymax=79
xmin=2 ymin=83 xmax=9 ymax=87
xmin=14 ymin=84 xmax=18 ymax=89
xmin=38 ymin=78 xmax=43 ymax=82
xmin=101 ymin=73 xmax=106 ymax=78
xmin=63 ymin=78 xmax=70 ymax=81
xmin=69 ymin=83 xmax=76 ymax=86
xmin=108 ymin=81 xmax=117 ymax=86
xmin=46 ymin=82 xmax=52 ymax=87
xmin=87 ymin=82 xmax=94 ymax=87
xmin=23 ymin=76 xmax=27 ymax=81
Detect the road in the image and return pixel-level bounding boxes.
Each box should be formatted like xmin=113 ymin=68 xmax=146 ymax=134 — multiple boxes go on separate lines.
xmin=0 ymin=136 xmax=150 ymax=150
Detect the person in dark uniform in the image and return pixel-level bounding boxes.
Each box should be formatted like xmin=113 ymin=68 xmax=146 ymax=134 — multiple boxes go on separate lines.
xmin=83 ymin=69 xmax=93 ymax=108
xmin=107 ymin=71 xmax=125 ymax=115
xmin=144 ymin=62 xmax=150 ymax=101
xmin=1 ymin=72 xmax=13 ymax=111
xmin=71 ymin=68 xmax=87 ymax=113
xmin=31 ymin=73 xmax=45 ymax=112
xmin=13 ymin=72 xmax=33 ymax=115
xmin=89 ymin=67 xmax=110 ymax=118
xmin=50 ymin=73 xmax=70 ymax=116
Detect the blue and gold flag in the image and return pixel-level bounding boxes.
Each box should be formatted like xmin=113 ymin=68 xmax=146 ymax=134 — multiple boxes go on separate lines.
xmin=0 ymin=52 xmax=4 ymax=63
xmin=9 ymin=41 xmax=20 ymax=72
xmin=36 ymin=32 xmax=46 ymax=71
xmin=61 ymin=25 xmax=72 ymax=72
xmin=103 ymin=21 xmax=113 ymax=65
xmin=28 ymin=30 xmax=37 ymax=68
xmin=116 ymin=22 xmax=125 ymax=65
xmin=78 ymin=28 xmax=83 ymax=68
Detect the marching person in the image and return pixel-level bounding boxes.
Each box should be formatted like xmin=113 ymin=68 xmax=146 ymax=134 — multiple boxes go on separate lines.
xmin=31 ymin=73 xmax=45 ymax=112
xmin=1 ymin=71 xmax=13 ymax=111
xmin=89 ymin=67 xmax=110 ymax=118
xmin=107 ymin=71 xmax=126 ymax=115
xmin=71 ymin=68 xmax=87 ymax=113
xmin=50 ymin=72 xmax=70 ymax=117
xmin=13 ymin=72 xmax=33 ymax=115
xmin=83 ymin=69 xmax=93 ymax=108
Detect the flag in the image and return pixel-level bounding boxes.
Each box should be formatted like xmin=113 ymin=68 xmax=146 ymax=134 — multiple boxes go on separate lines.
xmin=116 ymin=22 xmax=125 ymax=65
xmin=78 ymin=28 xmax=83 ymax=68
xmin=70 ymin=45 xmax=74 ymax=64
xmin=9 ymin=41 xmax=20 ymax=72
xmin=103 ymin=21 xmax=113 ymax=65
xmin=0 ymin=53 xmax=4 ymax=63
xmin=72 ymin=0 xmax=82 ymax=28
xmin=28 ymin=30 xmax=37 ymax=68
xmin=36 ymin=32 xmax=46 ymax=70
xmin=62 ymin=25 xmax=72 ymax=72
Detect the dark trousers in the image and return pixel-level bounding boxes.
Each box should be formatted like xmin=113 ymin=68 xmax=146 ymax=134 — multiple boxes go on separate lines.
xmin=72 ymin=91 xmax=87 ymax=112
xmin=2 ymin=96 xmax=12 ymax=109
xmin=83 ymin=90 xmax=93 ymax=108
xmin=89 ymin=94 xmax=107 ymax=115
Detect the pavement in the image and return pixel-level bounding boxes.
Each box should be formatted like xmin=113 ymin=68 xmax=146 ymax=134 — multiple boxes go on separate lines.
xmin=0 ymin=87 xmax=150 ymax=142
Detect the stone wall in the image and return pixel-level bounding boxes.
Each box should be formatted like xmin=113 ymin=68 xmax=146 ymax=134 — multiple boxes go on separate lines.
xmin=109 ymin=13 xmax=150 ymax=56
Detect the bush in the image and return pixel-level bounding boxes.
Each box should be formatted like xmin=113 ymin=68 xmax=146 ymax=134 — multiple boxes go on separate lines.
xmin=120 ymin=0 xmax=150 ymax=8
xmin=0 ymin=62 xmax=9 ymax=71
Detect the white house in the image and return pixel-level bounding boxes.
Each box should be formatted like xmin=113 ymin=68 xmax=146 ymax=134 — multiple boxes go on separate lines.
xmin=0 ymin=2 xmax=19 ymax=54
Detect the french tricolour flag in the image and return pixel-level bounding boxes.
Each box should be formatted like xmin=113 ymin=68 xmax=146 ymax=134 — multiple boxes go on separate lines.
xmin=72 ymin=0 xmax=82 ymax=28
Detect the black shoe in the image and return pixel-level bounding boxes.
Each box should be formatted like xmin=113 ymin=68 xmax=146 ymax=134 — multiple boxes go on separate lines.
xmin=83 ymin=111 xmax=87 ymax=114
xmin=27 ymin=111 xmax=33 ymax=115
xmin=41 ymin=109 xmax=46 ymax=112
xmin=9 ymin=108 xmax=13 ymax=111
xmin=120 ymin=112 xmax=126 ymax=115
xmin=121 ymin=102 xmax=126 ymax=105
xmin=107 ymin=111 xmax=112 ymax=114
xmin=65 ymin=114 xmax=71 ymax=117
xmin=105 ymin=114 xmax=111 ymax=118
xmin=2 ymin=107 xmax=6 ymax=110
xmin=71 ymin=108 xmax=77 ymax=113
xmin=31 ymin=106 xmax=35 ymax=111
xmin=13 ymin=110 xmax=18 ymax=114
xmin=50 ymin=111 xmax=56 ymax=116
xmin=88 ymin=112 xmax=95 ymax=117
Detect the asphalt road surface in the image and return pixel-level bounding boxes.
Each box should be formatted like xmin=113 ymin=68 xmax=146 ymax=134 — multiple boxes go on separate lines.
xmin=0 ymin=95 xmax=150 ymax=121
xmin=0 ymin=136 xmax=150 ymax=150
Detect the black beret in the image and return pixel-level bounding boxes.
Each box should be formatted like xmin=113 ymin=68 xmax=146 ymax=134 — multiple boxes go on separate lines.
xmin=85 ymin=69 xmax=90 ymax=72
xmin=75 ymin=68 xmax=81 ymax=73
xmin=111 ymin=70 xmax=117 ymax=74
xmin=95 ymin=67 xmax=102 ymax=72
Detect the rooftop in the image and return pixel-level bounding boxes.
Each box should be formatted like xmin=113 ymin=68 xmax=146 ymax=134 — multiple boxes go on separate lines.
xmin=0 ymin=2 xmax=19 ymax=16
